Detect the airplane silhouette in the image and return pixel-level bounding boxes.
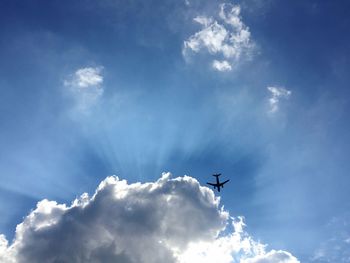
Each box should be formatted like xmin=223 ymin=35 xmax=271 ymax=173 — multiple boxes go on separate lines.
xmin=206 ymin=173 xmax=229 ymax=192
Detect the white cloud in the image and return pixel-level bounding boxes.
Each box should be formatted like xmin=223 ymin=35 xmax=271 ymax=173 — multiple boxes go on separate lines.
xmin=0 ymin=173 xmax=299 ymax=263
xmin=177 ymin=217 xmax=266 ymax=263
xmin=267 ymin=86 xmax=291 ymax=113
xmin=74 ymin=67 xmax=103 ymax=88
xmin=213 ymin=60 xmax=232 ymax=71
xmin=64 ymin=66 xmax=104 ymax=112
xmin=193 ymin=16 xmax=213 ymax=27
xmin=183 ymin=3 xmax=253 ymax=71
xmin=0 ymin=235 xmax=13 ymax=263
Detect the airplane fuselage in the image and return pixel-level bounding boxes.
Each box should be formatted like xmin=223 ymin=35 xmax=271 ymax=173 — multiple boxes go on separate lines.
xmin=215 ymin=175 xmax=221 ymax=192
xmin=206 ymin=174 xmax=229 ymax=192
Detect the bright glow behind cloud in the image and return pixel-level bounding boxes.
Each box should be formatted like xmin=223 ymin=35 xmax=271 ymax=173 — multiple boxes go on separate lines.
xmin=0 ymin=174 xmax=299 ymax=263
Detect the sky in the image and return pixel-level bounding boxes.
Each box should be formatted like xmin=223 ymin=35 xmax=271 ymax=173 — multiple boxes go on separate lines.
xmin=0 ymin=0 xmax=350 ymax=262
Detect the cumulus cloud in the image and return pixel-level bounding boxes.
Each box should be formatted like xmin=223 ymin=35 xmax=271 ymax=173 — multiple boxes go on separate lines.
xmin=64 ymin=66 xmax=104 ymax=112
xmin=267 ymin=86 xmax=291 ymax=113
xmin=183 ymin=3 xmax=253 ymax=71
xmin=0 ymin=173 xmax=299 ymax=263
xmin=0 ymin=235 xmax=13 ymax=263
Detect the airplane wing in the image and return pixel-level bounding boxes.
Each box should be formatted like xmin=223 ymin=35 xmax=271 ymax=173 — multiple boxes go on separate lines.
xmin=219 ymin=179 xmax=229 ymax=186
xmin=206 ymin=182 xmax=217 ymax=186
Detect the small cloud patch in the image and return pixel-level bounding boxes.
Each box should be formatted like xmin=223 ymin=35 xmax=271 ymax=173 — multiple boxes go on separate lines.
xmin=267 ymin=86 xmax=291 ymax=113
xmin=183 ymin=3 xmax=254 ymax=71
xmin=64 ymin=66 xmax=104 ymax=112
xmin=212 ymin=60 xmax=232 ymax=71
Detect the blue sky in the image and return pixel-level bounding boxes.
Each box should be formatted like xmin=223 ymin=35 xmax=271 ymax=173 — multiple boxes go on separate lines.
xmin=1 ymin=0 xmax=350 ymax=262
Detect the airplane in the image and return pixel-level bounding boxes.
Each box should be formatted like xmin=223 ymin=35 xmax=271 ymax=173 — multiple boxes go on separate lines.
xmin=206 ymin=173 xmax=229 ymax=192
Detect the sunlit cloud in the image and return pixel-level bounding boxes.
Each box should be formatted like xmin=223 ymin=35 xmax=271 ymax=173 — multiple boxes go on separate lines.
xmin=0 ymin=235 xmax=12 ymax=263
xmin=267 ymin=86 xmax=291 ymax=113
xmin=183 ymin=3 xmax=254 ymax=71
xmin=64 ymin=66 xmax=104 ymax=112
xmin=0 ymin=174 xmax=298 ymax=263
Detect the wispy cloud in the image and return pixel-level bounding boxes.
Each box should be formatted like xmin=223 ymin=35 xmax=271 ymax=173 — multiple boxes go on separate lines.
xmin=183 ymin=3 xmax=253 ymax=71
xmin=0 ymin=174 xmax=299 ymax=263
xmin=64 ymin=66 xmax=104 ymax=112
xmin=311 ymin=214 xmax=350 ymax=262
xmin=242 ymin=250 xmax=299 ymax=263
xmin=267 ymin=86 xmax=291 ymax=113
